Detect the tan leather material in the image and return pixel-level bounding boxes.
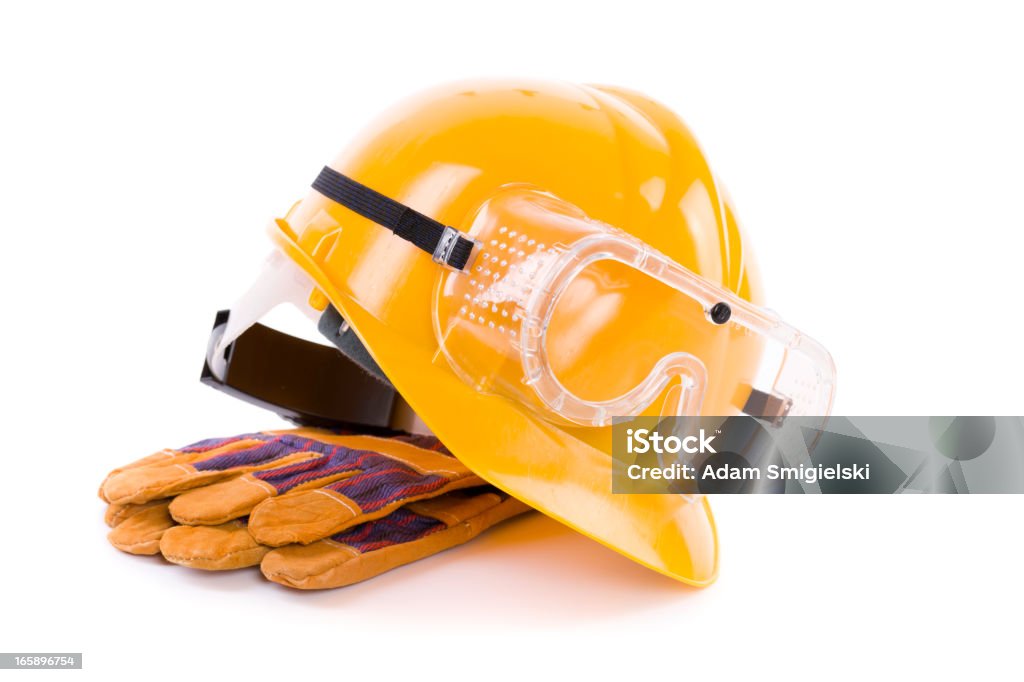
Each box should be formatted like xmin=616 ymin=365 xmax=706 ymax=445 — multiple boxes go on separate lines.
xmin=337 ymin=436 xmax=471 ymax=475
xmin=98 ymin=438 xmax=268 ymax=502
xmin=105 ymin=499 xmax=167 ymax=527
xmin=101 ymin=428 xmax=533 ymax=588
xmin=106 ymin=500 xmax=175 ymax=555
xmin=405 ymin=491 xmax=502 ymax=523
xmin=159 ymin=521 xmax=269 ymax=570
xmin=98 ymin=450 xmax=179 ymax=502
xmin=248 ymin=474 xmax=484 ymax=547
xmin=261 ymin=493 xmax=532 ymax=589
xmin=100 ymin=429 xmax=464 ymax=507
xmin=168 ymin=474 xmax=279 ymax=525
xmin=165 ymin=435 xmax=470 ymax=526
xmin=101 ymin=450 xmax=317 ymax=506
xmin=98 ymin=428 xmax=339 ymax=505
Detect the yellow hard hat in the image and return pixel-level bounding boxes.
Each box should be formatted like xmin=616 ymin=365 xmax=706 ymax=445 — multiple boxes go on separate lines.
xmin=202 ymin=79 xmax=836 ymax=586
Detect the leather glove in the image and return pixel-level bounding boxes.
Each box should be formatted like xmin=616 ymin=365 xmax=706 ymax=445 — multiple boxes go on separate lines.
xmin=261 ymin=487 xmax=527 ymax=589
xmin=100 ymin=429 xmax=530 ymax=586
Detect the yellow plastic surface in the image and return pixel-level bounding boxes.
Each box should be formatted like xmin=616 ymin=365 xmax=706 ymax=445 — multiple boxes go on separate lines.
xmin=269 ymin=80 xmax=765 ymax=586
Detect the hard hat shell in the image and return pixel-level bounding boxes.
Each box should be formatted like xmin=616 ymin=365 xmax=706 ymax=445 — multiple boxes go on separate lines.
xmin=269 ymin=79 xmax=765 ymax=586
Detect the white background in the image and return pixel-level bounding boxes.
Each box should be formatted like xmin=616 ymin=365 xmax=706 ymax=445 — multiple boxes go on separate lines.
xmin=2 ymin=1 xmax=1023 ymax=679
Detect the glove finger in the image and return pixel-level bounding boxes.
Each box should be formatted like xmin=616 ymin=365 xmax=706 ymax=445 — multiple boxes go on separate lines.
xmin=99 ymin=451 xmax=183 ymax=502
xmin=166 ymin=433 xmax=415 ymax=525
xmin=261 ymin=489 xmax=531 ymax=589
xmin=97 ymin=434 xmax=273 ymax=502
xmin=105 ymin=499 xmax=172 ymax=527
xmin=107 ymin=500 xmax=175 ymax=555
xmin=247 ymin=443 xmax=481 ymax=546
xmin=159 ymin=520 xmax=269 ymax=570
xmin=101 ymin=435 xmax=325 ymax=505
xmin=168 ymin=475 xmax=280 ymax=526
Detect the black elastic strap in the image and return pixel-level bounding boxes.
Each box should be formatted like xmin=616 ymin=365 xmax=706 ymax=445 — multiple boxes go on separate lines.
xmin=311 ymin=166 xmax=475 ymax=270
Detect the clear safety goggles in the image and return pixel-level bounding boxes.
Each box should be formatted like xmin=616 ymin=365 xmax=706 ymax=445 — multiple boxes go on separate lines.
xmin=202 ymin=168 xmax=835 ymax=430
xmin=434 ymin=186 xmax=835 ymax=426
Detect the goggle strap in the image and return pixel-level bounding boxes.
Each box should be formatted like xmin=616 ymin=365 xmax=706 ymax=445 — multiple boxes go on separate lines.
xmin=743 ymin=387 xmax=793 ymax=426
xmin=312 ymin=166 xmax=475 ymax=270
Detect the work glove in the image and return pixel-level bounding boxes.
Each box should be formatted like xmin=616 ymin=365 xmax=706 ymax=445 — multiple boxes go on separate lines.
xmin=100 ymin=429 xmax=530 ymax=587
xmin=261 ymin=487 xmax=526 ymax=589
